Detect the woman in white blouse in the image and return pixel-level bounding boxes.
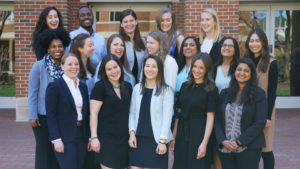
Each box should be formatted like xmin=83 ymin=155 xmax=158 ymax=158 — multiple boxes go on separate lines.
xmin=146 ymin=30 xmax=178 ymax=91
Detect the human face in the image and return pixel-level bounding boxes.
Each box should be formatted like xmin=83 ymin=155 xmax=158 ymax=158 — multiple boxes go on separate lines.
xmin=78 ymin=7 xmax=94 ymax=29
xmin=248 ymin=33 xmax=263 ymax=57
xmin=110 ymin=37 xmax=124 ymax=59
xmin=160 ymin=12 xmax=172 ymax=33
xmin=200 ymin=12 xmax=216 ymax=34
xmin=144 ymin=58 xmax=158 ymax=81
xmin=62 ymin=56 xmax=80 ymax=80
xmin=221 ymin=39 xmax=235 ymax=59
xmin=48 ymin=39 xmax=64 ymax=63
xmin=121 ymin=15 xmax=137 ymax=35
xmin=235 ymin=63 xmax=251 ymax=85
xmin=46 ymin=9 xmax=59 ymax=29
xmin=79 ymin=37 xmax=94 ymax=58
xmin=183 ymin=39 xmax=198 ymax=58
xmin=105 ymin=60 xmax=121 ymax=83
xmin=146 ymin=36 xmax=160 ymax=56
xmin=192 ymin=59 xmax=206 ymax=82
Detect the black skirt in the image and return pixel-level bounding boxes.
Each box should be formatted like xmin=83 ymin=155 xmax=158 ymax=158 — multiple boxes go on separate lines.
xmin=129 ymin=135 xmax=168 ymax=168
xmin=95 ymin=135 xmax=129 ymax=169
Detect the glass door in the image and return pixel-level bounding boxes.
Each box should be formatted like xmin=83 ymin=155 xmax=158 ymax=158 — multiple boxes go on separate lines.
xmin=240 ymin=2 xmax=300 ymax=108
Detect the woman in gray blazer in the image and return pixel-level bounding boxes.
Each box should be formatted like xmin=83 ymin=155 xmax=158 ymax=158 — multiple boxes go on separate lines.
xmin=128 ymin=55 xmax=174 ymax=169
xmin=28 ymin=28 xmax=70 ymax=169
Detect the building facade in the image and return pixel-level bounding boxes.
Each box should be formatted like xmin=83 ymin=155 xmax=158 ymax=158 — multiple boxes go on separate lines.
xmin=0 ymin=0 xmax=299 ymax=120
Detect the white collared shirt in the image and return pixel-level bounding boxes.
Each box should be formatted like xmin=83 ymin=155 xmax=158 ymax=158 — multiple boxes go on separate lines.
xmin=62 ymin=74 xmax=83 ymax=121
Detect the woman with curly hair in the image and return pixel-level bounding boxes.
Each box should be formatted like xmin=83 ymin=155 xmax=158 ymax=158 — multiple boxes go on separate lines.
xmin=28 ymin=27 xmax=70 ymax=169
xmin=32 ymin=7 xmax=67 ymax=60
xmin=214 ymin=58 xmax=267 ymax=169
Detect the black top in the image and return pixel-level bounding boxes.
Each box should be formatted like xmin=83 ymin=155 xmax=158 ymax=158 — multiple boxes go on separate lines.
xmin=215 ymin=88 xmax=267 ymax=149
xmin=136 ymin=88 xmax=153 ymax=137
xmin=132 ymin=50 xmax=139 ymax=81
xmin=90 ymin=81 xmax=132 ymax=143
xmin=253 ymin=56 xmax=278 ymax=119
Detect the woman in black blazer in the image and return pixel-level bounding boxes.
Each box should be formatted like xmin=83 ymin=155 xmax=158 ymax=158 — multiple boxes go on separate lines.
xmin=214 ymin=57 xmax=267 ymax=169
xmin=46 ymin=53 xmax=90 ymax=169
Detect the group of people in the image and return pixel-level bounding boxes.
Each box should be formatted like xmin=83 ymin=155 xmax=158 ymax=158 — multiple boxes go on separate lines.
xmin=28 ymin=5 xmax=278 ymax=169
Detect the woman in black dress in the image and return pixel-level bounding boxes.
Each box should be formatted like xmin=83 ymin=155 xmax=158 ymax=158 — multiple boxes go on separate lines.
xmin=173 ymin=52 xmax=218 ymax=169
xmin=214 ymin=58 xmax=267 ymax=169
xmin=89 ymin=54 xmax=132 ymax=169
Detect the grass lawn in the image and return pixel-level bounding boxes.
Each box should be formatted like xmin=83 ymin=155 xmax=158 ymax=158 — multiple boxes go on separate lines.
xmin=276 ymin=89 xmax=290 ymax=96
xmin=0 ymin=84 xmax=16 ymax=97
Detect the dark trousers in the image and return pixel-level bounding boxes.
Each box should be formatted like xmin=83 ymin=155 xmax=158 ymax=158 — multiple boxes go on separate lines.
xmin=53 ymin=126 xmax=87 ymax=169
xmin=32 ymin=115 xmax=59 ymax=169
xmin=218 ymin=149 xmax=261 ymax=169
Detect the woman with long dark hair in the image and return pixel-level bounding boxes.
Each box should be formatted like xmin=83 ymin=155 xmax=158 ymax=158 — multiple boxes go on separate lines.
xmin=28 ymin=28 xmax=70 ymax=169
xmin=69 ymin=33 xmax=95 ymax=96
xmin=119 ymin=9 xmax=147 ymax=82
xmin=245 ymin=28 xmax=278 ymax=169
xmin=94 ymin=34 xmax=135 ymax=88
xmin=32 ymin=7 xmax=66 ymax=60
xmin=156 ymin=7 xmax=184 ymax=64
xmin=90 ymin=54 xmax=132 ymax=169
xmin=128 ymin=55 xmax=174 ymax=169
xmin=214 ymin=58 xmax=267 ymax=169
xmin=215 ymin=37 xmax=240 ymax=93
xmin=173 ymin=53 xmax=218 ymax=169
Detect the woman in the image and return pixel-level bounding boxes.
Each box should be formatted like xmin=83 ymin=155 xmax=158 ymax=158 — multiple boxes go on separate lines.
xmin=128 ymin=55 xmax=174 ymax=169
xmin=69 ymin=33 xmax=95 ymax=96
xmin=119 ymin=9 xmax=147 ymax=82
xmin=32 ymin=7 xmax=66 ymax=60
xmin=173 ymin=53 xmax=218 ymax=169
xmin=156 ymin=7 xmax=184 ymax=63
xmin=175 ymin=36 xmax=201 ymax=93
xmin=199 ymin=8 xmax=224 ymax=64
xmin=28 ymin=28 xmax=70 ymax=169
xmin=245 ymin=28 xmax=278 ymax=169
xmin=147 ymin=30 xmax=178 ymax=91
xmin=46 ymin=53 xmax=90 ymax=169
xmin=213 ymin=37 xmax=240 ymax=169
xmin=90 ymin=54 xmax=132 ymax=169
xmin=215 ymin=37 xmax=240 ymax=93
xmin=170 ymin=36 xmax=200 ymax=155
xmin=214 ymin=58 xmax=267 ymax=169
xmin=94 ymin=34 xmax=135 ymax=88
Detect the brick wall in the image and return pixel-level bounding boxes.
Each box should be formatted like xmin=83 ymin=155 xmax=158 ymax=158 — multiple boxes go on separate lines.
xmin=173 ymin=0 xmax=239 ymax=39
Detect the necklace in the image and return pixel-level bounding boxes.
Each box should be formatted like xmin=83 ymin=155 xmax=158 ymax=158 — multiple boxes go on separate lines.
xmin=109 ymin=80 xmax=120 ymax=88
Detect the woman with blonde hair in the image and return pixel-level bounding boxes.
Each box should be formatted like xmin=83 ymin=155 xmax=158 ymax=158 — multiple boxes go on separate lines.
xmin=199 ymin=8 xmax=224 ymax=64
xmin=156 ymin=7 xmax=184 ymax=64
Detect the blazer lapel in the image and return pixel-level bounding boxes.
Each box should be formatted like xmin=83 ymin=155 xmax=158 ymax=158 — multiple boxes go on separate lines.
xmin=79 ymin=82 xmax=87 ymax=116
xmin=59 ymin=78 xmax=77 ymax=112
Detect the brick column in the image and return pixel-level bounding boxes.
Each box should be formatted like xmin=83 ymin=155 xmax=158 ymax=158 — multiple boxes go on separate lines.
xmin=14 ymin=0 xmax=72 ymax=121
xmin=173 ymin=0 xmax=239 ymax=38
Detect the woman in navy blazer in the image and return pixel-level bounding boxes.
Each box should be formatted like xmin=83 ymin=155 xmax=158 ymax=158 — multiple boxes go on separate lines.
xmin=214 ymin=58 xmax=267 ymax=169
xmin=46 ymin=53 xmax=90 ymax=169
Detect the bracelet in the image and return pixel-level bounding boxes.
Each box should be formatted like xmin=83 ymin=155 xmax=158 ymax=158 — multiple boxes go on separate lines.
xmin=236 ymin=140 xmax=242 ymax=147
xmin=159 ymin=139 xmax=167 ymax=144
xmin=89 ymin=137 xmax=98 ymax=141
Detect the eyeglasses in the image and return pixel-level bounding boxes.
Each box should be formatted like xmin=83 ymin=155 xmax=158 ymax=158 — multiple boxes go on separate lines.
xmin=222 ymin=44 xmax=234 ymax=49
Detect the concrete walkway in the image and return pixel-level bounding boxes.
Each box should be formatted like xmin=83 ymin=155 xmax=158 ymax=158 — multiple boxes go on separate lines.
xmin=0 ymin=109 xmax=299 ymax=169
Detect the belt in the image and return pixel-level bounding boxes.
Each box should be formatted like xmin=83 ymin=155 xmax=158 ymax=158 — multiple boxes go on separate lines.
xmin=77 ymin=120 xmax=83 ymax=126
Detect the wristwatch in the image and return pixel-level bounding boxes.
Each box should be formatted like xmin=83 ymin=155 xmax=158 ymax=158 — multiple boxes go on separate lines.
xmin=159 ymin=139 xmax=167 ymax=144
